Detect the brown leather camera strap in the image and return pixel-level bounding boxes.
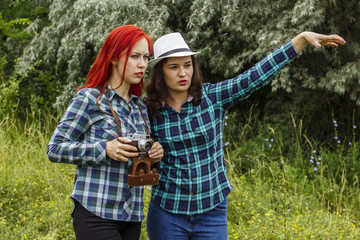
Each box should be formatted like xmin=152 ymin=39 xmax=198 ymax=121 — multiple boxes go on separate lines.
xmin=137 ymin=102 xmax=150 ymax=135
xmin=96 ymin=83 xmax=149 ymax=138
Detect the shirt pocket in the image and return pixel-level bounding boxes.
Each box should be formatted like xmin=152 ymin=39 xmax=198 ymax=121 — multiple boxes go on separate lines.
xmin=90 ymin=116 xmax=119 ymax=140
xmin=189 ymin=109 xmax=216 ymax=145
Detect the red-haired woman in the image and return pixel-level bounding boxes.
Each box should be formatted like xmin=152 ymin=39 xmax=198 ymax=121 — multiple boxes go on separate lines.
xmin=47 ymin=25 xmax=163 ymax=240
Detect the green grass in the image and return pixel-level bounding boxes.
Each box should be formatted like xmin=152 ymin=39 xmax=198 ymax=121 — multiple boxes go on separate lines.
xmin=1 ymin=111 xmax=360 ymax=239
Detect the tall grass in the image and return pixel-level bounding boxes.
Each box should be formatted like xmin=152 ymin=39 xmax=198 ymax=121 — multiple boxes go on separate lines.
xmin=224 ymin=109 xmax=360 ymax=239
xmin=1 ymin=110 xmax=359 ymax=239
xmin=0 ymin=113 xmax=75 ymax=239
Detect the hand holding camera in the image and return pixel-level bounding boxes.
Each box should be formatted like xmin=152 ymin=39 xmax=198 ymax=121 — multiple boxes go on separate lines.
xmin=106 ymin=133 xmax=162 ymax=186
xmin=148 ymin=142 xmax=164 ymax=164
xmin=105 ymin=137 xmax=139 ymax=162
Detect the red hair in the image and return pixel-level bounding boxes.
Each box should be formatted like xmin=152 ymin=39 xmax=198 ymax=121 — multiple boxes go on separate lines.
xmin=79 ymin=25 xmax=152 ymax=96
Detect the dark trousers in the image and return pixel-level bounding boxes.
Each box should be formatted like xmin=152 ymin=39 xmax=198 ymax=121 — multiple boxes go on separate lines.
xmin=72 ymin=201 xmax=141 ymax=240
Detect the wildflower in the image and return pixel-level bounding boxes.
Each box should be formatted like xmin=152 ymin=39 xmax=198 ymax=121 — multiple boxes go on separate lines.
xmin=334 ymin=123 xmax=338 ymax=127
xmin=318 ymin=157 xmax=322 ymax=161
xmin=312 ymin=150 xmax=316 ymax=154
xmin=311 ymin=156 xmax=314 ymax=160
xmin=310 ymin=160 xmax=314 ymax=163
xmin=314 ymin=167 xmax=318 ymax=171
xmin=349 ymin=142 xmax=352 ymax=146
xmin=265 ymin=139 xmax=268 ymax=141
xmin=337 ymin=140 xmax=341 ymax=144
xmin=333 ymin=120 xmax=337 ymax=124
xmin=269 ymin=144 xmax=272 ymax=148
xmin=270 ymin=138 xmax=274 ymax=142
xmin=146 ymin=186 xmax=151 ymax=190
xmin=334 ymin=136 xmax=338 ymax=140
xmin=354 ymin=125 xmax=357 ymax=129
xmin=225 ymin=115 xmax=228 ymax=120
xmin=224 ymin=122 xmax=227 ymax=126
xmin=317 ymin=162 xmax=320 ymax=165
xmin=224 ymin=142 xmax=230 ymax=146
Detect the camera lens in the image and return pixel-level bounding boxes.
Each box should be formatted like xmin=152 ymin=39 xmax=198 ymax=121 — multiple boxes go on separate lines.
xmin=138 ymin=139 xmax=152 ymax=152
xmin=143 ymin=142 xmax=152 ymax=152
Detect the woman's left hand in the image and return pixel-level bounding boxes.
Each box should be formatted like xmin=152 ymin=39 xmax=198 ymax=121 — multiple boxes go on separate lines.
xmin=148 ymin=141 xmax=164 ymax=164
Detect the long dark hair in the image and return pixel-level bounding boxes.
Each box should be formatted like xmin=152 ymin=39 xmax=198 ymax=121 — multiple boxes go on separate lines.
xmin=145 ymin=55 xmax=203 ymax=118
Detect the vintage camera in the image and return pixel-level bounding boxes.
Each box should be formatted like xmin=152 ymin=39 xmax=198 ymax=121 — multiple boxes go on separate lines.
xmin=126 ymin=133 xmax=159 ymax=186
xmin=126 ymin=133 xmax=154 ymax=153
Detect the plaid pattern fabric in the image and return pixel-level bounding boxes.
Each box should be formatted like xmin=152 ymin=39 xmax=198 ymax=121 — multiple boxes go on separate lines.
xmin=47 ymin=85 xmax=150 ymax=221
xmin=150 ymin=41 xmax=299 ymax=215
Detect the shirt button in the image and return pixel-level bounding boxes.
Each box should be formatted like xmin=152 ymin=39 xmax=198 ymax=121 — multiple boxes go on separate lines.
xmin=179 ymin=118 xmax=181 ymax=122
xmin=189 ymin=166 xmax=192 ymax=170
xmin=190 ymin=192 xmax=194 ymax=196
xmin=180 ymin=130 xmax=183 ymax=133
xmin=184 ymin=141 xmax=187 ymax=145
xmin=181 ymin=109 xmax=185 ymax=112
xmin=190 ymin=179 xmax=193 ymax=182
xmin=187 ymin=153 xmax=190 ymax=157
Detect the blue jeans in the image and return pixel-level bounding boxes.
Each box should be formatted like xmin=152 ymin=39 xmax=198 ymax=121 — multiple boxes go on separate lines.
xmin=146 ymin=198 xmax=228 ymax=240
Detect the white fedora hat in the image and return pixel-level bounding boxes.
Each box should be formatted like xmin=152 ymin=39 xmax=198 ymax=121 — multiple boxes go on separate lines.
xmin=149 ymin=32 xmax=201 ymax=67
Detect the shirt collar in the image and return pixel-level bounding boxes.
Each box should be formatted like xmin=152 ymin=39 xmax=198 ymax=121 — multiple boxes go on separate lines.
xmin=161 ymin=95 xmax=194 ymax=107
xmin=106 ymin=85 xmax=139 ymax=104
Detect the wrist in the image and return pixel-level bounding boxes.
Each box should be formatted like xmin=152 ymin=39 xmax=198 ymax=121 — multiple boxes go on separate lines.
xmin=292 ymin=32 xmax=308 ymax=53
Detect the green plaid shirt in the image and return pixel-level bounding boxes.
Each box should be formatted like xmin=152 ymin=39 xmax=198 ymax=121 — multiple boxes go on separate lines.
xmin=150 ymin=41 xmax=299 ymax=215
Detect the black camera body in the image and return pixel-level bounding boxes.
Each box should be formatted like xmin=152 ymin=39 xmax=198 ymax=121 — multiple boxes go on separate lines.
xmin=126 ymin=133 xmax=159 ymax=186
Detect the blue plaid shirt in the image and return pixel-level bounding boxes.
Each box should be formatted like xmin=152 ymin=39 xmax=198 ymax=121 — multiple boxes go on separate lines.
xmin=150 ymin=41 xmax=299 ymax=215
xmin=47 ymin=85 xmax=150 ymax=221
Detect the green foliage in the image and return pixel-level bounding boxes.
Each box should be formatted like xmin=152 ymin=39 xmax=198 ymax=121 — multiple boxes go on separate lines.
xmin=0 ymin=0 xmax=50 ymax=116
xmin=0 ymin=74 xmax=19 ymax=114
xmin=6 ymin=0 xmax=358 ymax=141
xmin=183 ymin=0 xmax=359 ymax=141
xmin=0 ymin=59 xmax=61 ymax=116
xmin=0 ymin=12 xmax=31 ymax=84
xmin=17 ymin=0 xmax=170 ymax=111
xmin=0 ymin=13 xmax=31 ymax=39
xmin=0 ymin=0 xmax=49 ymax=78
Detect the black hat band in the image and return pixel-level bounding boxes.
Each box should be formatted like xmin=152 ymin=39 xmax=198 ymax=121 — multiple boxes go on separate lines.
xmin=158 ymin=48 xmax=192 ymax=58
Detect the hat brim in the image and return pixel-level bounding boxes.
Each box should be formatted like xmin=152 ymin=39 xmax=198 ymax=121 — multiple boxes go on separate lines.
xmin=148 ymin=51 xmax=201 ymax=67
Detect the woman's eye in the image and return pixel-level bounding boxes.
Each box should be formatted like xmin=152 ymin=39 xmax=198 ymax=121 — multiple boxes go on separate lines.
xmin=131 ymin=55 xmax=138 ymax=59
xmin=144 ymin=56 xmax=149 ymax=61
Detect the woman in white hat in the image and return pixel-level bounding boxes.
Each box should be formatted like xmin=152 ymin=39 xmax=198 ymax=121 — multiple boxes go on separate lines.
xmin=145 ymin=32 xmax=345 ymax=239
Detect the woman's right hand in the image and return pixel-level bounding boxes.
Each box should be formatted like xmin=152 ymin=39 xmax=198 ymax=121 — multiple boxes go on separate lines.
xmin=106 ymin=137 xmax=139 ymax=162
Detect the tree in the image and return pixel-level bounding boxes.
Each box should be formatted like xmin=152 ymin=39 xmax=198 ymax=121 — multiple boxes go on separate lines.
xmin=15 ymin=0 xmax=170 ymax=113
xmin=183 ymin=0 xmax=359 ymax=139
xmin=5 ymin=0 xmax=360 ymax=138
xmin=0 ymin=0 xmax=49 ymax=115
